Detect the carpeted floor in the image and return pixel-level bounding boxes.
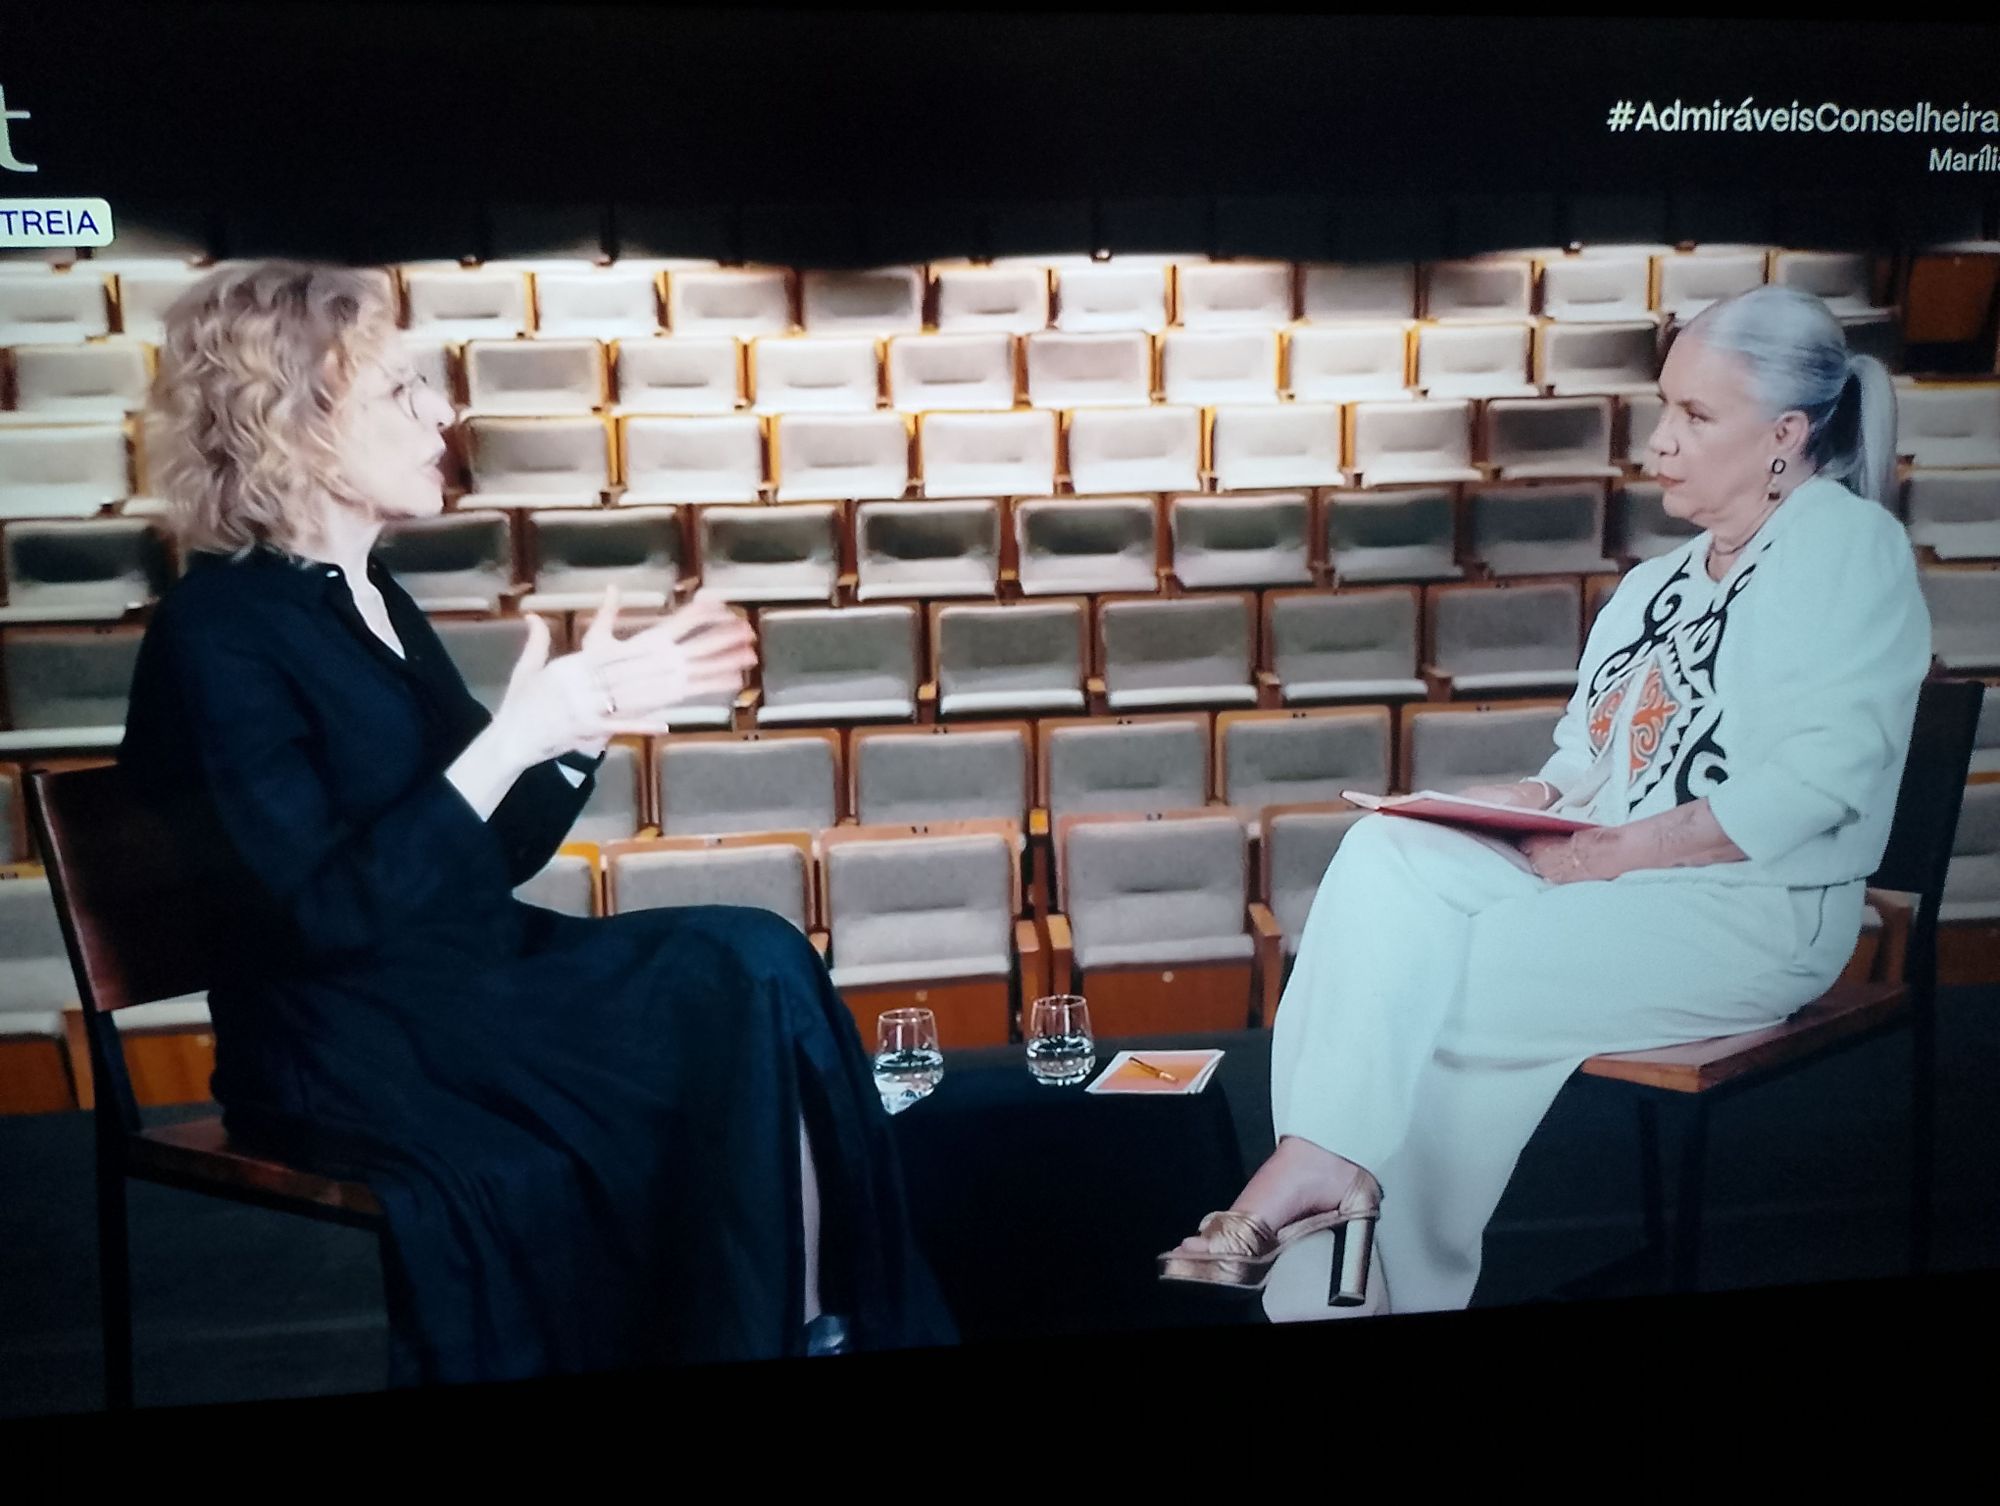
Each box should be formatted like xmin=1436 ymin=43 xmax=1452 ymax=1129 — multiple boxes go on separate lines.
xmin=3 ymin=986 xmax=1996 ymax=1417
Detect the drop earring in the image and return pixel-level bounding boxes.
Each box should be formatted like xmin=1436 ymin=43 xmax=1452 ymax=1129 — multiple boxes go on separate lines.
xmin=1767 ymin=456 xmax=1787 ymax=502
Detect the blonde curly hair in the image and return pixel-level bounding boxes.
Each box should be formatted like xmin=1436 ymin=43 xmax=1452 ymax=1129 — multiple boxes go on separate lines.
xmin=147 ymin=261 xmax=400 ymax=557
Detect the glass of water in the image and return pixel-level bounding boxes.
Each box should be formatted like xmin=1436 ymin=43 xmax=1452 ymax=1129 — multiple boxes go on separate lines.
xmin=874 ymin=1007 xmax=943 ymax=1115
xmin=1025 ymin=994 xmax=1095 ymax=1086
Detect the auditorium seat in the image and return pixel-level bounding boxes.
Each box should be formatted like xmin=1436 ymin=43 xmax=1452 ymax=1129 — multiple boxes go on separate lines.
xmin=1772 ymin=250 xmax=1878 ymax=315
xmin=1024 ymin=331 xmax=1154 ymax=408
xmin=1299 ymin=262 xmax=1418 ymax=322
xmin=1014 ymin=496 xmax=1159 ymax=596
xmin=605 ymin=831 xmax=816 ymax=931
xmin=463 ymin=415 xmax=612 ymax=508
xmin=1323 ymin=487 xmax=1464 ymax=583
xmin=1415 ymin=321 xmax=1537 ymax=400
xmin=1920 ymin=564 xmax=2000 ymax=671
xmin=1896 ymin=384 xmax=2000 ymax=468
xmin=656 ymin=729 xmax=841 ymax=836
xmin=1047 ymin=809 xmax=1260 ymax=1036
xmin=1585 ymin=570 xmax=1623 ymax=635
xmin=1905 ymin=470 xmax=2000 ymax=559
xmin=1424 ymin=258 xmax=1534 ymax=321
xmin=108 ymin=265 xmax=207 ymax=344
xmin=886 ymin=332 xmax=1019 ymax=411
xmin=696 ymin=504 xmax=840 ymax=602
xmin=1263 ymin=585 xmax=1426 ymax=703
xmin=613 ymin=336 xmax=744 ymax=414
xmin=1971 ymin=688 xmax=2000 ymax=777
xmin=799 ymin=267 xmax=924 ymax=336
xmin=430 ymin=615 xmax=549 ymax=711
xmin=1065 ymin=405 xmax=1202 ymax=493
xmin=1217 ymin=706 xmax=1393 ymax=817
xmin=1840 ymin=310 xmax=1903 ymax=369
xmin=0 ymin=623 xmax=143 ymax=752
xmin=461 ymin=339 xmax=608 ymax=415
xmin=1256 ymin=802 xmax=1371 ymax=961
xmin=0 ymin=518 xmax=169 ymax=622
xmin=1038 ymin=712 xmax=1211 ymax=832
xmin=1160 ymin=328 xmax=1282 ymax=405
xmin=0 ymin=424 xmax=131 ymax=517
xmin=1400 ymin=698 xmax=1567 ymax=791
xmin=522 ymin=505 xmax=683 ymax=611
xmin=750 ymin=335 xmax=884 ymax=413
xmin=917 ymin=409 xmax=1058 ymax=498
xmin=931 ymin=598 xmax=1088 ymax=719
xmin=931 ymin=262 xmax=1051 ymax=335
xmin=531 ymin=266 xmax=662 ymax=340
xmin=1538 ymin=320 xmax=1662 ymax=397
xmin=1656 ymin=249 xmax=1767 ymax=322
xmin=1168 ymin=492 xmax=1313 ymax=589
xmin=0 ymin=765 xmax=19 ymax=861
xmin=1621 ymin=392 xmax=1665 ymax=466
xmin=1939 ymin=780 xmax=2000 ymax=983
xmin=1425 ymin=577 xmax=1582 ymax=696
xmin=1540 ymin=255 xmax=1651 ymax=323
xmin=0 ymin=871 xmax=83 ymax=1114
xmin=619 ymin=413 xmax=765 ymax=503
xmin=514 ymin=846 xmax=600 ymax=918
xmin=667 ymin=266 xmax=794 ymax=337
xmin=0 ymin=269 xmax=112 ymax=345
xmin=1097 ymin=592 xmax=1258 ymax=712
xmin=372 ymin=510 xmax=515 ymax=612
xmin=1612 ymin=480 xmax=1700 ymax=562
xmin=850 ymin=722 xmax=1032 ymax=827
xmin=1482 ymin=396 xmax=1621 ymax=480
xmin=1175 ymin=260 xmax=1294 ymax=328
xmin=1051 ymin=261 xmax=1171 ymax=333
xmin=400 ymin=265 xmax=531 ymax=341
xmin=821 ymin=822 xmax=1027 ymax=1047
xmin=1208 ymin=404 xmax=1345 ymax=490
xmin=771 ymin=411 xmax=911 ymax=502
xmin=1284 ymin=321 xmax=1414 ymax=403
xmin=1347 ymin=400 xmax=1480 ymax=487
xmin=568 ymin=741 xmax=647 ymax=845
xmin=1465 ymin=482 xmax=1616 ymax=576
xmin=754 ymin=604 xmax=920 ymax=726
xmin=854 ymin=498 xmax=1001 ymax=601
xmin=4 ymin=343 xmax=152 ymax=420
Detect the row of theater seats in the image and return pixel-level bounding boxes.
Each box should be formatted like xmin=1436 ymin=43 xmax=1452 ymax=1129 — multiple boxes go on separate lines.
xmin=6 ymin=379 xmax=1998 ymax=516
xmin=4 ymin=560 xmax=2000 ymax=751
xmin=0 ymin=247 xmax=1903 ymax=348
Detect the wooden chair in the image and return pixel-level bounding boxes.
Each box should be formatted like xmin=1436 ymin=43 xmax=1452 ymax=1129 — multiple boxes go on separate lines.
xmin=1565 ymin=676 xmax=1984 ymax=1296
xmin=26 ymin=764 xmax=385 ymax=1411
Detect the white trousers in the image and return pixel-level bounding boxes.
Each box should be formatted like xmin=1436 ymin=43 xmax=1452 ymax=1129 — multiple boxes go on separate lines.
xmin=1269 ymin=814 xmax=1862 ymax=1314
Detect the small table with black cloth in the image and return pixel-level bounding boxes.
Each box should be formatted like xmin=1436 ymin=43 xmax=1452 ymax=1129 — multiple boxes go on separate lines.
xmin=889 ymin=1031 xmax=1271 ymax=1343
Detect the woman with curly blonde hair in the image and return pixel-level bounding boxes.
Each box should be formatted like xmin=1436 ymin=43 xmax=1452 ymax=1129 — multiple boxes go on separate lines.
xmin=120 ymin=261 xmax=953 ymax=1383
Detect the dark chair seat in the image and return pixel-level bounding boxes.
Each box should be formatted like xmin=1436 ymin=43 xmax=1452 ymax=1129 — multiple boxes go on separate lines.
xmin=127 ymin=1116 xmax=384 ymax=1223
xmin=1581 ymin=980 xmax=1908 ymax=1095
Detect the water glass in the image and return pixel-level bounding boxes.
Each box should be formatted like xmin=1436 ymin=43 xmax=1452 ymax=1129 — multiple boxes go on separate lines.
xmin=1025 ymin=994 xmax=1095 ymax=1086
xmin=873 ymin=1007 xmax=943 ymax=1115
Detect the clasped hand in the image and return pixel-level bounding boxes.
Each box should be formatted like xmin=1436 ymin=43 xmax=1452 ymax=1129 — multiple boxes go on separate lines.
xmin=492 ymin=586 xmax=759 ymax=767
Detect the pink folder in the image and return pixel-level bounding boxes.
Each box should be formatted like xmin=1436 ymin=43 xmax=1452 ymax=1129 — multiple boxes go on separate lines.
xmin=1340 ymin=790 xmax=1601 ymax=837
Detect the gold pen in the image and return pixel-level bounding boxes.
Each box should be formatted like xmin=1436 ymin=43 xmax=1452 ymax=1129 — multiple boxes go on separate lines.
xmin=1129 ymin=1057 xmax=1179 ymax=1084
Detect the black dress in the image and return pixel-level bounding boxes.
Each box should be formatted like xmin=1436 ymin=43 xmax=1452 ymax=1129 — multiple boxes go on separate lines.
xmin=118 ymin=545 xmax=955 ymax=1383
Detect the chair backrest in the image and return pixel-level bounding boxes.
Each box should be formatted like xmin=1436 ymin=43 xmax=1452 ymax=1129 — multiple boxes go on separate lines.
xmin=26 ymin=763 xmax=225 ymax=1129
xmin=1872 ymin=677 xmax=1985 ymax=988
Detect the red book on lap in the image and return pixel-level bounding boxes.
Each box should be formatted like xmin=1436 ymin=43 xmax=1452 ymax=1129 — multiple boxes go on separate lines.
xmin=1340 ymin=790 xmax=1601 ymax=836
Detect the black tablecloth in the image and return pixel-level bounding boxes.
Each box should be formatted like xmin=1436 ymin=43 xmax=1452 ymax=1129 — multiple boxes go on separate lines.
xmin=889 ymin=1035 xmax=1265 ymax=1343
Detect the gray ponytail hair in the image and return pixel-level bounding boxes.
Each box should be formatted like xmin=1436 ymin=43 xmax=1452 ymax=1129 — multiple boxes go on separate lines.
xmin=1680 ymin=284 xmax=1898 ymax=506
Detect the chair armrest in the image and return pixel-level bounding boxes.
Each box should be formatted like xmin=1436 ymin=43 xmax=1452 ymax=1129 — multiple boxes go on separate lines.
xmin=734 ymin=684 xmax=762 ymax=711
xmin=1044 ymin=912 xmax=1075 ymax=993
xmin=1866 ymin=887 xmax=1916 ymax=983
xmin=1421 ymin=666 xmax=1454 ymax=702
xmin=809 ymin=929 xmax=830 ymax=961
xmin=1255 ymin=667 xmax=1282 ymax=710
xmin=1015 ymin=917 xmax=1048 ymax=1009
xmin=1028 ymin=807 xmax=1050 ymax=840
xmin=1249 ymin=901 xmax=1285 ymax=1027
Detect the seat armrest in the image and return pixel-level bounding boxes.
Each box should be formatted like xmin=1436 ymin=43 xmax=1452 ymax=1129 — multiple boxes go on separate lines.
xmin=1421 ymin=666 xmax=1454 ymax=701
xmin=1044 ymin=912 xmax=1074 ymax=993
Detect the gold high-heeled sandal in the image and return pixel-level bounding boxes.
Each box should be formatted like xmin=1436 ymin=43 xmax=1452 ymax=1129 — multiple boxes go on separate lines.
xmin=1158 ymin=1172 xmax=1381 ymax=1307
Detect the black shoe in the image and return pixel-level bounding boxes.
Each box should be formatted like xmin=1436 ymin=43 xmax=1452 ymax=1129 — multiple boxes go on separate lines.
xmin=803 ymin=1313 xmax=851 ymax=1357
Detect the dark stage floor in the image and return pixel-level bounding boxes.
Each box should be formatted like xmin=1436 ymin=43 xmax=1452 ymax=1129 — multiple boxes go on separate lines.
xmin=3 ymin=988 xmax=1997 ymax=1417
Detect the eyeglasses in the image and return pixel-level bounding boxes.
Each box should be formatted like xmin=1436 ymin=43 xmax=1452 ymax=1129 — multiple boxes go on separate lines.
xmin=387 ymin=373 xmax=433 ymax=421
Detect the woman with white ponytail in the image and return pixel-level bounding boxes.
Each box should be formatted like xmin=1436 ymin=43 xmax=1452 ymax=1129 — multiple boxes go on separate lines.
xmin=1161 ymin=283 xmax=1932 ymax=1318
xmin=118 ymin=263 xmax=953 ymax=1384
